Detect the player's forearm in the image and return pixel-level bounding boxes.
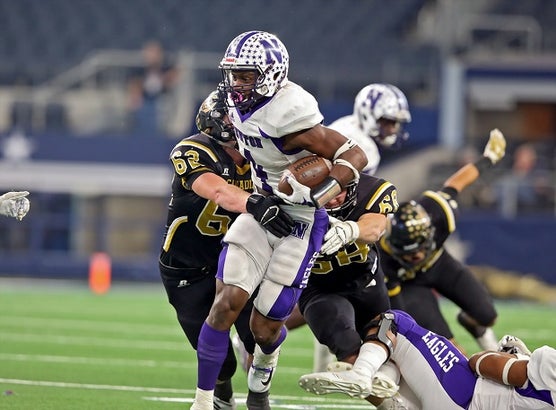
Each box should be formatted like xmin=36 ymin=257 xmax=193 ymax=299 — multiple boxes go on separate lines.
xmin=192 ymin=174 xmax=250 ymax=213
xmin=443 ymin=163 xmax=480 ymax=193
xmin=212 ymin=184 xmax=250 ymax=213
xmin=469 ymin=351 xmax=529 ymax=387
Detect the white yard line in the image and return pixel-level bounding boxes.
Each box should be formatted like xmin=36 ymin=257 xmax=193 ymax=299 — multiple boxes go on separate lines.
xmin=144 ymin=395 xmax=375 ymax=409
xmin=0 ymin=378 xmax=373 ymax=409
xmin=0 ymin=352 xmax=308 ymax=375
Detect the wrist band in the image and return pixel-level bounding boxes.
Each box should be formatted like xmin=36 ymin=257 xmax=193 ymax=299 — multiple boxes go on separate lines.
xmin=474 ymin=352 xmax=496 ymax=377
xmin=474 ymin=157 xmax=493 ymax=174
xmin=502 ymin=358 xmax=517 ymax=385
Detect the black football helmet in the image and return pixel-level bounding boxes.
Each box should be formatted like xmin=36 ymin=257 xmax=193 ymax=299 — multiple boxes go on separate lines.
xmin=326 ymin=180 xmax=358 ymax=220
xmin=385 ymin=200 xmax=436 ymax=262
xmin=195 ymin=88 xmax=235 ymax=144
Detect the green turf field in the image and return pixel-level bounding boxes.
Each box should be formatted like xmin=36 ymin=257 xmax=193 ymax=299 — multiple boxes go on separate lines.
xmin=1 ymin=278 xmax=554 ymax=409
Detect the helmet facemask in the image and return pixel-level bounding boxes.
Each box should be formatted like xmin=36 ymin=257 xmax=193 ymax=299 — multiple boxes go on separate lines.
xmin=375 ymin=117 xmax=410 ymax=149
xmin=219 ymin=68 xmax=265 ymax=111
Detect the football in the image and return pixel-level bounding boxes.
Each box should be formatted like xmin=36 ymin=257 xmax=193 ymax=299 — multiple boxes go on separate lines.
xmin=278 ymin=155 xmax=332 ymax=195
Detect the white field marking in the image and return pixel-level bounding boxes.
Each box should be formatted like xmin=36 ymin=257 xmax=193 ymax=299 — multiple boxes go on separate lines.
xmin=143 ymin=396 xmax=375 ymax=409
xmin=0 ymin=316 xmax=178 ymax=337
xmin=0 ymin=331 xmax=314 ymax=357
xmin=0 ymin=378 xmax=372 ymax=408
xmin=0 ymin=378 xmax=191 ymax=393
xmin=0 ymin=352 xmax=308 ymax=375
xmin=0 ymin=332 xmax=185 ymax=350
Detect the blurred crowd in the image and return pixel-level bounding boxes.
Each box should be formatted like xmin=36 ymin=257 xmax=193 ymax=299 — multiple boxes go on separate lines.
xmin=429 ymin=140 xmax=556 ymax=217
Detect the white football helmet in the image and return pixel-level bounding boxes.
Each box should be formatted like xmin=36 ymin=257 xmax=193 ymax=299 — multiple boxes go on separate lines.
xmin=354 ymin=83 xmax=411 ymax=148
xmin=219 ymin=30 xmax=289 ymax=109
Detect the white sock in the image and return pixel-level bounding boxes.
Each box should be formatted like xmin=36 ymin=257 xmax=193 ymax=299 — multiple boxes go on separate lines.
xmin=477 ymin=328 xmax=498 ymax=351
xmin=313 ymin=339 xmax=335 ymax=372
xmin=352 ymin=342 xmax=388 ymax=379
xmin=253 ymin=344 xmax=280 ymax=368
xmin=193 ymin=387 xmax=213 ymax=407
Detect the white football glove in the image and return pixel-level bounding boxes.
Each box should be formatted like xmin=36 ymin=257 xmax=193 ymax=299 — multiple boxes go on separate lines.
xmin=320 ymin=216 xmax=360 ymax=255
xmin=0 ymin=191 xmax=30 ymax=221
xmin=274 ymin=171 xmax=316 ymax=207
xmin=497 ymin=334 xmax=531 ymax=357
xmin=483 ymin=128 xmax=506 ymax=165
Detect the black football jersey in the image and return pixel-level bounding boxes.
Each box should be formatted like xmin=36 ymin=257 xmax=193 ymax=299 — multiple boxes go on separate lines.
xmin=308 ymin=174 xmax=398 ymax=291
xmin=380 ymin=186 xmax=460 ymax=284
xmin=160 ymin=133 xmax=252 ymax=269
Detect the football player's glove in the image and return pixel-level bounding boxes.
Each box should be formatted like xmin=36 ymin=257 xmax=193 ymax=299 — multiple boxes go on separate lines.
xmin=246 ymin=193 xmax=294 ymax=238
xmin=275 ymin=172 xmax=317 ymax=207
xmin=483 ymin=128 xmax=506 ymax=165
xmin=320 ymin=216 xmax=360 ymax=255
xmin=497 ymin=334 xmax=531 ymax=357
xmin=0 ymin=191 xmax=30 ymax=221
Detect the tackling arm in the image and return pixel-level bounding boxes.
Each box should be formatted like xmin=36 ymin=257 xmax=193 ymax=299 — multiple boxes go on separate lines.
xmin=192 ymin=172 xmax=294 ymax=238
xmin=192 ymin=172 xmax=250 ymax=213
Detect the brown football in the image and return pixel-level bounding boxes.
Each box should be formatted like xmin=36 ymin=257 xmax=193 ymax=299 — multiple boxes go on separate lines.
xmin=278 ymin=155 xmax=332 ymax=195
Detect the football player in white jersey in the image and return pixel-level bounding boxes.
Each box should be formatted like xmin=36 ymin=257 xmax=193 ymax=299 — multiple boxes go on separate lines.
xmin=0 ymin=191 xmax=30 ymax=221
xmin=300 ymin=310 xmax=556 ymax=410
xmin=328 ymin=83 xmax=411 ymax=176
xmin=192 ymin=31 xmax=367 ymax=410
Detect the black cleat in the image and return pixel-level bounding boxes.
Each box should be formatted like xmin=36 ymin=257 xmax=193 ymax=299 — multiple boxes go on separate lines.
xmin=246 ymin=390 xmax=271 ymax=410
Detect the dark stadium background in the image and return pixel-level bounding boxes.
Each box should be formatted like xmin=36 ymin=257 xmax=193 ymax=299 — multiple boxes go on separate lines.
xmin=0 ymin=0 xmax=554 ymax=286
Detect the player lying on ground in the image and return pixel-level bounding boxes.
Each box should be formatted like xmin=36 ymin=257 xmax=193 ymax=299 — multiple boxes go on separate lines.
xmin=299 ymin=309 xmax=556 ymax=409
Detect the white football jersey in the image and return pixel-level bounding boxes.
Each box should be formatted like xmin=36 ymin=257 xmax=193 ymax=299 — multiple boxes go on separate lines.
xmin=228 ymin=81 xmax=324 ymax=194
xmin=328 ymin=114 xmax=380 ymax=176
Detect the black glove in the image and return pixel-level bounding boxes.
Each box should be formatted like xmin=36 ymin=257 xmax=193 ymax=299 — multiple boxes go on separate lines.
xmin=246 ymin=194 xmax=294 ymax=238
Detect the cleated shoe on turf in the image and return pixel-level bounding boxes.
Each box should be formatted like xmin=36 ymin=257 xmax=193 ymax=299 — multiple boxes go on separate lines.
xmin=247 ymin=365 xmax=275 ymax=393
xmin=326 ymin=361 xmax=353 ymax=372
xmin=371 ymin=370 xmax=399 ymax=398
xmin=246 ymin=390 xmax=271 ymax=410
xmin=376 ymin=393 xmax=408 ymax=410
xmin=325 ymin=362 xmax=398 ymax=398
xmin=248 ymin=345 xmax=280 ymax=393
xmin=298 ymin=369 xmax=373 ymax=399
xmin=213 ymin=396 xmax=236 ymax=410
